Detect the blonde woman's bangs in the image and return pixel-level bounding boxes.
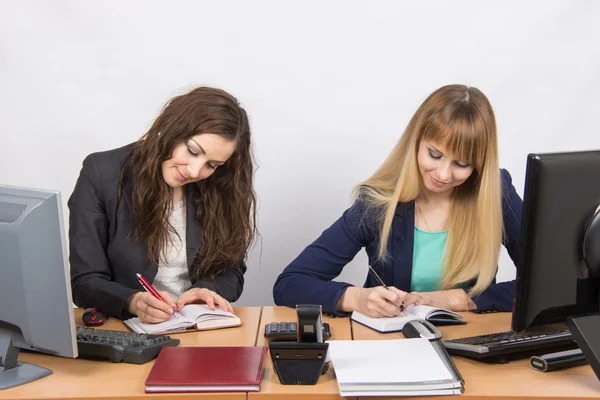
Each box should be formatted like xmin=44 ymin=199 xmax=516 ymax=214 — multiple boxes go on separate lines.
xmin=421 ymin=113 xmax=488 ymax=173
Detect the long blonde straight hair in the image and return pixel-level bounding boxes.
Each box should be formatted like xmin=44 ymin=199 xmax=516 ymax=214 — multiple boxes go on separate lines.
xmin=356 ymin=85 xmax=503 ymax=297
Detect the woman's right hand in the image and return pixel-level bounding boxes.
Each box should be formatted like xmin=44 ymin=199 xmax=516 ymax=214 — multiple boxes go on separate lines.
xmin=337 ymin=286 xmax=406 ymax=317
xmin=126 ymin=291 xmax=176 ymax=324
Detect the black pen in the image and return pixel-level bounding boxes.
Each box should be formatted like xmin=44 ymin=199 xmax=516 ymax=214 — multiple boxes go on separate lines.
xmin=368 ymin=266 xmax=405 ymax=312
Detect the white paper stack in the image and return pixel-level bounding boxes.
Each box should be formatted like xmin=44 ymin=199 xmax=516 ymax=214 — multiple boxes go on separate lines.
xmin=328 ymin=338 xmax=463 ymax=397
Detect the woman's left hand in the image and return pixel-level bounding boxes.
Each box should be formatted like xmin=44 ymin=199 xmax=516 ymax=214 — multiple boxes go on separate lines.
xmin=402 ymin=289 xmax=475 ymax=311
xmin=175 ymin=288 xmax=234 ymax=313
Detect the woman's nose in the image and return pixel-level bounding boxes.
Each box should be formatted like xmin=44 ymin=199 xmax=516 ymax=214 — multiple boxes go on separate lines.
xmin=437 ymin=163 xmax=451 ymax=181
xmin=187 ymin=161 xmax=203 ymax=178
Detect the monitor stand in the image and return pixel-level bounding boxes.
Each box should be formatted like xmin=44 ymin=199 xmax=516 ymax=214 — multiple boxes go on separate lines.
xmin=567 ymin=314 xmax=600 ymax=381
xmin=0 ymin=331 xmax=52 ymax=390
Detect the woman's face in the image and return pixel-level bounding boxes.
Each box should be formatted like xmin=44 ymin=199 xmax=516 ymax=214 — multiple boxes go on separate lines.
xmin=162 ymin=133 xmax=237 ymax=188
xmin=417 ymin=140 xmax=475 ymax=194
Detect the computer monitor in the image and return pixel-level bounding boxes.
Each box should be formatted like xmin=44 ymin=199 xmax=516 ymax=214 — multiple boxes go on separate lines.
xmin=512 ymin=150 xmax=600 ymax=332
xmin=0 ymin=185 xmax=77 ymax=390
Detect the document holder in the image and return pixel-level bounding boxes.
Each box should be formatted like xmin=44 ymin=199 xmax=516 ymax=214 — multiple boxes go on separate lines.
xmin=268 ymin=342 xmax=329 ymax=385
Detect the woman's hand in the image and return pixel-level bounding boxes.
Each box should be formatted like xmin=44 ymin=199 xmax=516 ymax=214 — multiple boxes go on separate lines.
xmin=175 ymin=288 xmax=233 ymax=313
xmin=402 ymin=289 xmax=476 ymax=311
xmin=126 ymin=291 xmax=176 ymax=324
xmin=337 ymin=286 xmax=406 ymax=317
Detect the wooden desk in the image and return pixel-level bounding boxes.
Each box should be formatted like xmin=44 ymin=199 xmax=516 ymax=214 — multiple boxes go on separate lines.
xmin=251 ymin=306 xmax=354 ymax=400
xmin=1 ymin=307 xmax=261 ymax=400
xmin=352 ymin=311 xmax=600 ymax=399
xmin=3 ymin=307 xmax=599 ymax=400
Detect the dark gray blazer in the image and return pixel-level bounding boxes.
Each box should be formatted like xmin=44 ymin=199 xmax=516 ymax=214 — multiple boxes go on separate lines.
xmin=68 ymin=143 xmax=246 ymax=319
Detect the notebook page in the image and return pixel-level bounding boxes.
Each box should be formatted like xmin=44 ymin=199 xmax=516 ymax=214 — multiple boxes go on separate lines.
xmin=408 ymin=305 xmax=463 ymax=320
xmin=328 ymin=339 xmax=454 ymax=385
xmin=179 ymin=304 xmax=237 ymax=322
xmin=129 ymin=312 xmax=192 ymax=334
xmin=351 ymin=311 xmax=418 ymax=331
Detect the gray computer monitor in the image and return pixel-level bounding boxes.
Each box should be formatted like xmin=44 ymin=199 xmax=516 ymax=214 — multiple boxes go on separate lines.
xmin=0 ymin=185 xmax=77 ymax=390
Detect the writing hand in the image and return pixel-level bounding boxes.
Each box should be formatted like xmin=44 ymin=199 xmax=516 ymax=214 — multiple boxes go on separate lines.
xmin=127 ymin=291 xmax=176 ymax=324
xmin=175 ymin=288 xmax=233 ymax=313
xmin=338 ymin=286 xmax=405 ymax=317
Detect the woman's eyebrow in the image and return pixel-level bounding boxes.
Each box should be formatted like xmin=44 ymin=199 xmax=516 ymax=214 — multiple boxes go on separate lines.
xmin=189 ymin=139 xmax=226 ymax=164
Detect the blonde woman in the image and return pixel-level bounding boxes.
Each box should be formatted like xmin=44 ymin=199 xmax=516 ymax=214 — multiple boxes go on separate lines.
xmin=273 ymin=85 xmax=522 ymax=318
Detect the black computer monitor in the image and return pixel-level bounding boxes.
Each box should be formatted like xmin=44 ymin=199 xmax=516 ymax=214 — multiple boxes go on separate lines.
xmin=0 ymin=186 xmax=78 ymax=390
xmin=512 ymin=150 xmax=600 ymax=332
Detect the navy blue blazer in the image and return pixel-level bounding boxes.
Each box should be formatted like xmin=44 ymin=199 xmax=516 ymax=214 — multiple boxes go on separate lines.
xmin=69 ymin=144 xmax=246 ymax=319
xmin=273 ymin=169 xmax=523 ymax=315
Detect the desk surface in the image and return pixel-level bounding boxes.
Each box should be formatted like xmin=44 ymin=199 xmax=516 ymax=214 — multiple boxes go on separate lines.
xmin=1 ymin=307 xmax=261 ymax=400
xmin=2 ymin=307 xmax=599 ymax=400
xmin=353 ymin=311 xmax=600 ymax=399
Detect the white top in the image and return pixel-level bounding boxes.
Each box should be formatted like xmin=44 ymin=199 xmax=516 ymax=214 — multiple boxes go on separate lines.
xmin=153 ymin=200 xmax=192 ymax=300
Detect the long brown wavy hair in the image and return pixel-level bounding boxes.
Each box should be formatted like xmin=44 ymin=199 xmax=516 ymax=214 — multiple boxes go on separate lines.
xmin=121 ymin=87 xmax=256 ymax=279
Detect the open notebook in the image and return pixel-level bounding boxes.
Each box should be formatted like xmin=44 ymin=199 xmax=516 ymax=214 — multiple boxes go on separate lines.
xmin=352 ymin=305 xmax=464 ymax=333
xmin=124 ymin=304 xmax=241 ymax=334
xmin=328 ymin=338 xmax=464 ymax=396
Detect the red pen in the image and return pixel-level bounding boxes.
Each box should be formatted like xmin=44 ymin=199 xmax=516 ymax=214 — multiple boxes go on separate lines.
xmin=136 ymin=273 xmax=181 ymax=317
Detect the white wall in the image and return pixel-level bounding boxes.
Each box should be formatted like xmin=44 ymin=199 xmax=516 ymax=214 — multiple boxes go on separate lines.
xmin=1 ymin=1 xmax=599 ymax=306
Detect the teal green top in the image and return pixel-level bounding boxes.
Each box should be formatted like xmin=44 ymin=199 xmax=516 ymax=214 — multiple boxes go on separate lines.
xmin=411 ymin=227 xmax=447 ymax=292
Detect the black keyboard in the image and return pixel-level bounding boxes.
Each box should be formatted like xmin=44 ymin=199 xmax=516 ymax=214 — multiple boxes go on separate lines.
xmin=443 ymin=328 xmax=578 ymax=363
xmin=76 ymin=326 xmax=180 ymax=364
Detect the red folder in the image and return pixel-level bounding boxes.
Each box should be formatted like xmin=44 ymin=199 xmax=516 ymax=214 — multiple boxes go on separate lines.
xmin=145 ymin=346 xmax=267 ymax=392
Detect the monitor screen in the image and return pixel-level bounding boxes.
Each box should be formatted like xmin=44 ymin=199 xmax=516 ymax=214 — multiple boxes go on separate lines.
xmin=0 ymin=185 xmax=77 ymax=390
xmin=512 ymin=150 xmax=600 ymax=332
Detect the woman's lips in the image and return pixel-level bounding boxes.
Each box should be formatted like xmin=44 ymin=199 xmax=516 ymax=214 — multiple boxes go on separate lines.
xmin=430 ymin=175 xmax=448 ymax=187
xmin=175 ymin=168 xmax=188 ymax=182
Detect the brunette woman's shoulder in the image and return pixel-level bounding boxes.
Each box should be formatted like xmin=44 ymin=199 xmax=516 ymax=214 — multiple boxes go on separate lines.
xmin=80 ymin=142 xmax=135 ymax=184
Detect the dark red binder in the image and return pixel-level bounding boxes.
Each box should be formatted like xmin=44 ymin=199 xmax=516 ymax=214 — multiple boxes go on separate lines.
xmin=145 ymin=346 xmax=267 ymax=392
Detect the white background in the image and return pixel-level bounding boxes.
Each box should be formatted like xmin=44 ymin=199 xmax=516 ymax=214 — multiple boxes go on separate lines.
xmin=1 ymin=1 xmax=599 ymax=306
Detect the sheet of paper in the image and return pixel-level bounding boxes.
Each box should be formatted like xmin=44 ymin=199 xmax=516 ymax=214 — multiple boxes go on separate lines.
xmin=328 ymin=339 xmax=454 ymax=386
